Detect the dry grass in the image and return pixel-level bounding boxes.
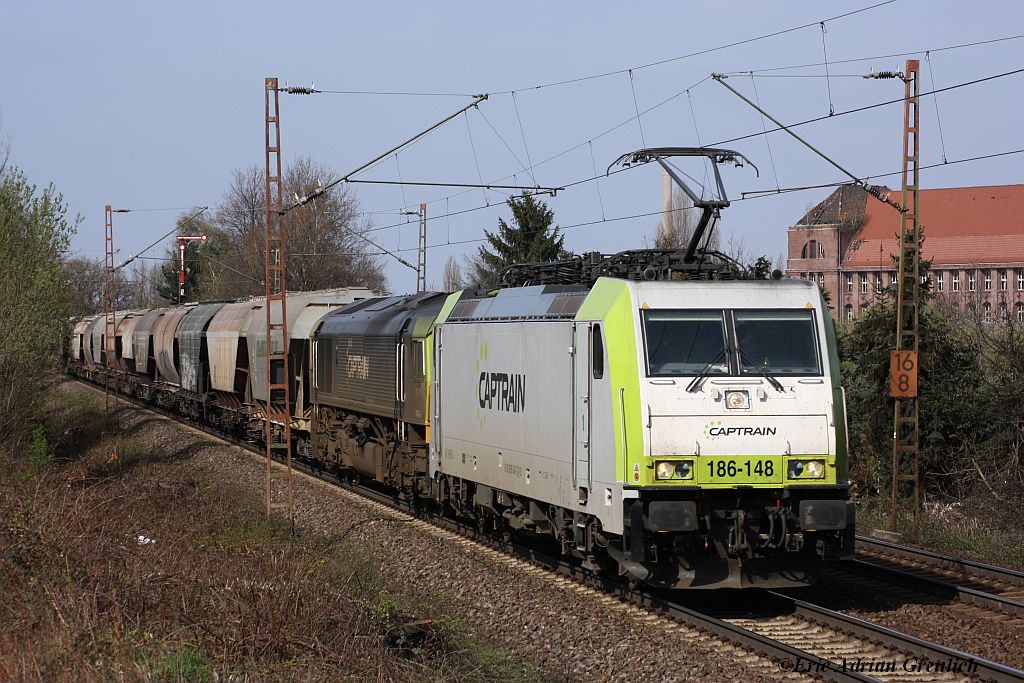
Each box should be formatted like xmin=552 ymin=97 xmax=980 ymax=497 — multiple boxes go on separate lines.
xmin=858 ymin=496 xmax=1024 ymax=571
xmin=0 ymin=387 xmax=540 ymax=682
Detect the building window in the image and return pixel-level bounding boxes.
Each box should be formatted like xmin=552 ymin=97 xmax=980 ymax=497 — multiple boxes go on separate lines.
xmin=845 ymin=273 xmax=853 ymax=293
xmin=889 ymin=272 xmax=898 ymax=287
xmin=860 ymin=273 xmax=868 ymax=293
xmin=844 ymin=304 xmax=853 ymax=321
xmin=968 ymin=271 xmax=976 ymax=291
xmin=817 ymin=273 xmax=824 ymax=286
xmin=1018 ymin=270 xmax=1023 ymax=290
xmin=1018 ymin=302 xmax=1024 ymax=323
xmin=875 ymin=273 xmax=883 ymax=293
xmin=936 ymin=271 xmax=944 ymax=292
xmin=999 ymin=302 xmax=1009 ymax=323
xmin=801 ymin=240 xmax=824 ymax=259
xmin=1000 ymin=270 xmax=1007 ymax=291
xmin=952 ymin=271 xmax=960 ymax=291
xmin=984 ymin=271 xmax=992 ymax=291
xmin=983 ymin=302 xmax=992 ymax=323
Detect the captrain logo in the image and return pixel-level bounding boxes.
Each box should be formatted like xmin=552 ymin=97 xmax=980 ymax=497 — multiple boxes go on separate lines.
xmin=703 ymin=420 xmax=778 ymax=440
xmin=478 ymin=371 xmax=526 ymax=413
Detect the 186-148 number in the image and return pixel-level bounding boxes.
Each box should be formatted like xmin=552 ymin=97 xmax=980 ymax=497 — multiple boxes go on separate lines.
xmin=705 ymin=458 xmax=774 ymax=479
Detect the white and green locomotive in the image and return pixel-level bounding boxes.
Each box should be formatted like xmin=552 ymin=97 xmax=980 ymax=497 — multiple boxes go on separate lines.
xmin=430 ymin=276 xmax=854 ymax=589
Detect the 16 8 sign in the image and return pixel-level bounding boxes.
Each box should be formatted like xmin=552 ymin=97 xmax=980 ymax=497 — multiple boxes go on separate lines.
xmin=889 ymin=350 xmax=918 ymax=398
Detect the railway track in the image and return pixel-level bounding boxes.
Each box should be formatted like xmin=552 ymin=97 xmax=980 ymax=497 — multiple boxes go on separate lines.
xmin=850 ymin=536 xmax=1024 ymax=621
xmin=703 ymin=590 xmax=1023 ymax=683
xmin=81 ymin=380 xmax=1024 ymax=683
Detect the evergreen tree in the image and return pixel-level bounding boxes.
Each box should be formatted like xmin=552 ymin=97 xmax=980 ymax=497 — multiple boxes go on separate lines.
xmin=468 ymin=192 xmax=569 ymax=287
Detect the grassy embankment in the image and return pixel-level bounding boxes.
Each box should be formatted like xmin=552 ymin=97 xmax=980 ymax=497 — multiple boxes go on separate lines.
xmin=0 ymin=385 xmax=540 ymax=682
xmin=857 ymin=496 xmax=1024 ymax=570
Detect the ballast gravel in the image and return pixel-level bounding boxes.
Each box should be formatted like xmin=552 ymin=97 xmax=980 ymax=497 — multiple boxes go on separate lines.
xmin=804 ymin=571 xmax=1024 ymax=671
xmin=75 ymin=384 xmax=801 ymax=683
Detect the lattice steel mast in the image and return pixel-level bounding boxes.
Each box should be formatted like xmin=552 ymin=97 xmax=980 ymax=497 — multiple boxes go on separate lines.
xmin=103 ymin=205 xmax=117 ymax=412
xmin=890 ymin=60 xmax=921 ymax=535
xmin=416 ymin=203 xmax=427 ymax=292
xmin=264 ymin=77 xmax=293 ymax=522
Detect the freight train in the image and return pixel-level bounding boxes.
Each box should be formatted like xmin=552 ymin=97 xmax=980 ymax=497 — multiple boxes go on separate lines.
xmin=69 ymin=275 xmax=855 ymax=589
xmin=69 ymin=148 xmax=855 ymax=588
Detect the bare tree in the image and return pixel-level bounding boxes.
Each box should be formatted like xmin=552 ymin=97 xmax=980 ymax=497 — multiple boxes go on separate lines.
xmin=722 ymin=232 xmax=752 ymax=267
xmin=212 ymin=165 xmax=265 ymax=298
xmin=442 ymin=255 xmax=463 ymax=292
xmin=0 ymin=130 xmax=9 ymax=178
xmin=650 ymin=189 xmax=720 ymax=251
xmin=127 ymin=259 xmax=166 ymax=309
xmin=211 ymin=157 xmax=387 ymax=296
xmin=63 ymin=256 xmax=105 ymax=316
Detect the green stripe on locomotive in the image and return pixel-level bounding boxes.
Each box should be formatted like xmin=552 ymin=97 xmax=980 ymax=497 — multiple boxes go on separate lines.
xmin=574 ymin=278 xmax=642 ymax=484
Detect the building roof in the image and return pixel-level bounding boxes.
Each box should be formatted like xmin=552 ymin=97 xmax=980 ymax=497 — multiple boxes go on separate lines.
xmin=806 ymin=184 xmax=1024 ymax=267
xmin=797 ymin=184 xmax=871 ymax=226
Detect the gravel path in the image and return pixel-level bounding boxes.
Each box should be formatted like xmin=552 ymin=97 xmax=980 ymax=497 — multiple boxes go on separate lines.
xmin=76 ymin=383 xmax=804 ymax=683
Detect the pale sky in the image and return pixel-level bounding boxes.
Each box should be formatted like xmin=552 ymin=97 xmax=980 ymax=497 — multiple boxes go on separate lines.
xmin=2 ymin=1 xmax=1022 ymax=292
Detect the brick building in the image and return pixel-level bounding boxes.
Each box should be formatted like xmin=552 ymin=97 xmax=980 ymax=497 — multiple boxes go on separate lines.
xmin=786 ymin=183 xmax=1024 ymax=323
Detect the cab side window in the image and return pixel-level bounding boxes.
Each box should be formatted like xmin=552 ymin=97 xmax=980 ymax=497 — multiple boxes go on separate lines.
xmin=592 ymin=325 xmax=604 ymax=379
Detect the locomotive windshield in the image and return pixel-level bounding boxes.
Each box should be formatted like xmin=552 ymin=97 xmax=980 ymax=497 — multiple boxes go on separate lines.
xmin=643 ymin=310 xmax=727 ymax=376
xmin=734 ymin=309 xmax=820 ymax=376
xmin=643 ymin=308 xmax=821 ymax=377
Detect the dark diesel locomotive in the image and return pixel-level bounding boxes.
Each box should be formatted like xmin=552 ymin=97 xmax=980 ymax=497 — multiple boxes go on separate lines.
xmin=311 ymin=292 xmax=447 ymax=498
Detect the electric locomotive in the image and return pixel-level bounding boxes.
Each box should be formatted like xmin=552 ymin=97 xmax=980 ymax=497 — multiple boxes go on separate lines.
xmin=429 ymin=277 xmax=854 ymax=588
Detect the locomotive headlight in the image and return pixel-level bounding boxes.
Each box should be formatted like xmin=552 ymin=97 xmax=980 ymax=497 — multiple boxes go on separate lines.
xmin=725 ymin=390 xmax=750 ymax=410
xmin=787 ymin=459 xmax=826 ymax=479
xmin=804 ymin=460 xmax=825 ymax=479
xmin=675 ymin=461 xmax=693 ymax=479
xmin=655 ymin=461 xmax=675 ymax=480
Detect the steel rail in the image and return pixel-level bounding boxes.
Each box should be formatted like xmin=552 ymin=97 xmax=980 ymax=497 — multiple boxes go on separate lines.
xmin=69 ymin=377 xmax=1024 ymax=683
xmin=856 ymin=535 xmax=1024 ymax=586
xmin=852 ymin=535 xmax=1024 ymax=618
xmin=765 ymin=591 xmax=1024 ymax=683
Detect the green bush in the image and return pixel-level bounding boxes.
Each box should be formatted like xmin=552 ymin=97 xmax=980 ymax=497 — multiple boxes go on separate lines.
xmin=26 ymin=426 xmax=52 ymax=470
xmin=0 ymin=163 xmax=78 ymax=446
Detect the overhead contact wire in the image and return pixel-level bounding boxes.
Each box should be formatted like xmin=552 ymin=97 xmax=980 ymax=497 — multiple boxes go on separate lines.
xmin=511 ymin=92 xmax=537 ymax=187
xmin=628 ymin=70 xmax=646 ymax=147
xmin=488 ymin=0 xmax=899 ymax=94
xmin=685 ymin=88 xmax=710 ymax=196
xmin=318 ymin=147 xmax=1023 ymax=260
xmin=372 ymin=76 xmax=708 ymax=215
xmin=394 ymin=154 xmax=410 ymax=217
xmin=463 ymin=111 xmax=489 ymax=206
xmin=820 ymin=22 xmax=835 ymax=116
xmin=924 ymin=51 xmax=950 ymax=164
xmin=476 ymin=108 xmax=537 ymax=186
xmin=750 ymin=73 xmax=781 ymax=191
xmin=709 ymin=65 xmax=1024 ymax=148
xmin=712 ymin=33 xmax=1024 ymax=76
xmin=588 ymin=140 xmax=606 ymax=221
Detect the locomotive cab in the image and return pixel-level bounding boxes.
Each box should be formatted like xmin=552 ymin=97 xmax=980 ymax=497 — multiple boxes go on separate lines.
xmin=615 ymin=278 xmax=854 ymax=588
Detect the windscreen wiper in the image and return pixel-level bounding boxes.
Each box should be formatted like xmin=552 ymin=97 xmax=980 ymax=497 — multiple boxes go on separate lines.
xmin=685 ymin=348 xmax=728 ymax=393
xmin=735 ymin=346 xmax=785 ymax=393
